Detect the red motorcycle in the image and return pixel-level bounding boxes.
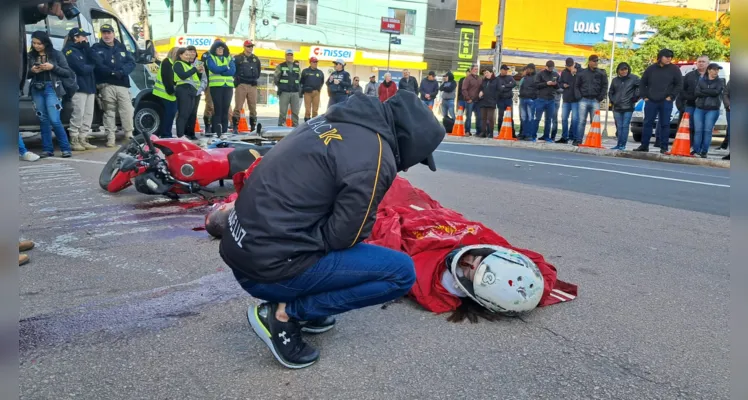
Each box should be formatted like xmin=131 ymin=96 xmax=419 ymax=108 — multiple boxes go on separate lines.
xmin=99 ymin=126 xmax=283 ymax=199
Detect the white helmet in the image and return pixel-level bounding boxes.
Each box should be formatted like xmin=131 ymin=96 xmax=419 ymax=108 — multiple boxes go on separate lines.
xmin=448 ymin=245 xmax=544 ymax=314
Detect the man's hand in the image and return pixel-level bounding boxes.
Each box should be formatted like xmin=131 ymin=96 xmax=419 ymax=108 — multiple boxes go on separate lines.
xmin=478 ymin=91 xmax=483 ymax=98
xmin=644 ymin=98 xmax=649 ymax=101
xmin=547 ymin=81 xmax=555 ymax=86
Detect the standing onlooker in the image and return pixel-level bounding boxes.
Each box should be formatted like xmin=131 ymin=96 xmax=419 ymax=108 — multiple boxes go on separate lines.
xmin=461 ymin=64 xmax=482 ymax=136
xmin=206 ymin=40 xmax=236 ymax=136
xmin=558 ymin=58 xmax=580 ymax=144
xmin=325 ymin=58 xmax=351 ymax=107
xmin=378 ymin=72 xmax=397 ymax=102
xmin=300 ymin=57 xmax=324 ymax=122
xmin=91 ymin=24 xmax=135 ymax=147
xmin=152 ymin=47 xmax=178 ymax=138
xmin=398 ymin=69 xmax=418 ymax=94
xmin=27 ymin=30 xmax=74 ymax=158
xmin=364 ymin=75 xmax=378 ymax=97
xmin=63 ymin=27 xmax=97 ymax=151
xmin=478 ymin=68 xmax=499 ymax=138
xmin=634 ymin=49 xmax=683 ymax=153
xmin=185 ymin=46 xmax=207 ymax=138
xmin=350 ymin=77 xmax=363 ymax=95
xmin=680 ymin=55 xmax=709 ymax=144
xmin=439 ymin=71 xmax=457 ymax=120
xmin=518 ymin=64 xmax=538 ymax=141
xmin=201 ymin=45 xmax=216 ymax=134
xmin=692 ymin=63 xmax=725 ymax=158
xmin=419 ymin=71 xmax=439 ymax=108
xmin=574 ymin=54 xmax=608 ymax=146
xmin=722 ymin=80 xmax=729 ymax=160
xmin=550 ymin=83 xmax=563 ymax=141
xmin=457 ymin=68 xmax=468 ymax=112
xmin=534 ymin=60 xmax=560 ymax=142
xmin=607 ymin=62 xmax=640 ymax=150
xmin=232 ymin=40 xmax=262 ymax=133
xmin=173 ymin=47 xmax=202 ymax=140
xmin=19 ymin=134 xmax=40 ymax=161
xmin=495 ymin=65 xmax=516 ymax=137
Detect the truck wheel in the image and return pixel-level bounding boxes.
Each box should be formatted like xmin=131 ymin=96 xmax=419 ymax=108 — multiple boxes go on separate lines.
xmin=134 ymin=101 xmax=162 ymax=136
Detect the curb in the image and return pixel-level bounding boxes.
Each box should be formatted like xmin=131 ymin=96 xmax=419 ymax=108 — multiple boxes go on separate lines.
xmin=442 ymin=136 xmax=730 ymax=169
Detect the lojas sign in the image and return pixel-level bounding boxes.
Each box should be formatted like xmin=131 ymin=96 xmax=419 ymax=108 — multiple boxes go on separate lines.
xmin=564 ymin=8 xmax=657 ymax=48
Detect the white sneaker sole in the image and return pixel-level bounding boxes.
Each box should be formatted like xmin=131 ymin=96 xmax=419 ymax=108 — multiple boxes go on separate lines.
xmin=300 ymin=322 xmax=335 ymax=334
xmin=246 ymin=305 xmax=317 ymax=370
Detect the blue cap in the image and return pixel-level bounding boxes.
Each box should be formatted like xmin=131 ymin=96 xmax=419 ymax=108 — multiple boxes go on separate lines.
xmin=68 ymin=27 xmax=91 ymax=37
xmin=100 ymin=24 xmax=115 ymax=33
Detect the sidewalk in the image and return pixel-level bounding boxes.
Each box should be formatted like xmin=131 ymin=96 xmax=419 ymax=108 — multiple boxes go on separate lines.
xmin=443 ymin=134 xmax=730 ymax=168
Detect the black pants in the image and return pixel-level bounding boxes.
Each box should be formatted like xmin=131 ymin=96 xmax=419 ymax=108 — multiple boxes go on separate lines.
xmin=185 ymin=94 xmax=201 ymax=137
xmin=210 ymin=86 xmax=233 ymax=134
xmin=175 ymin=85 xmax=197 ymax=138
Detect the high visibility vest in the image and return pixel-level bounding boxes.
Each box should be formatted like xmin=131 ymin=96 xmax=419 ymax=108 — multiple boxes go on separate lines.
xmin=208 ymin=55 xmax=234 ymax=88
xmin=175 ymin=60 xmax=200 ymax=89
xmin=153 ymin=58 xmax=176 ymax=101
xmin=277 ymin=62 xmax=301 ymax=92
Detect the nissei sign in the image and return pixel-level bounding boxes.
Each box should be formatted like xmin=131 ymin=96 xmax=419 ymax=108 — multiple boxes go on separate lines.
xmin=564 ymin=8 xmax=657 ymax=48
xmin=309 ymin=46 xmax=356 ymax=63
xmin=175 ymin=36 xmax=217 ymax=50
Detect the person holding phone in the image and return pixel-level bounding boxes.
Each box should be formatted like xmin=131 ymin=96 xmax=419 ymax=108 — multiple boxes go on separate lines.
xmin=533 ymin=60 xmax=561 ymax=142
xmin=184 ymin=46 xmax=207 ymax=138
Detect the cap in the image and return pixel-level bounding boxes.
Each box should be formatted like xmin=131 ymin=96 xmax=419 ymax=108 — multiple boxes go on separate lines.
xmin=526 ymin=63 xmax=536 ymax=70
xmin=588 ymin=54 xmax=599 ymax=62
xmin=565 ymin=57 xmax=575 ymax=67
xmin=309 ymin=56 xmax=318 ymax=63
xmin=285 ymin=49 xmax=294 ymax=55
xmin=333 ymin=58 xmax=345 ymax=65
xmin=428 ymin=70 xmax=436 ymax=76
xmin=546 ymin=60 xmax=555 ymax=68
xmin=370 ymin=74 xmax=376 ymax=78
xmin=500 ymin=64 xmax=510 ymax=70
xmin=68 ymin=27 xmax=91 ymax=38
xmin=707 ymin=63 xmax=723 ymax=70
xmin=243 ymin=40 xmax=254 ymax=47
xmin=658 ymin=48 xmax=674 ymax=59
xmin=100 ymin=24 xmax=114 ymax=33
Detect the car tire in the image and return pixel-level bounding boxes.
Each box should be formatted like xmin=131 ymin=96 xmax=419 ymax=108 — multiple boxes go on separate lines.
xmin=134 ymin=101 xmax=162 ymax=137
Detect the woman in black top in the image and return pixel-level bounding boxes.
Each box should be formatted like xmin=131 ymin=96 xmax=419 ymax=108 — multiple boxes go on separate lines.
xmin=692 ymin=63 xmax=725 ymax=158
xmin=478 ymin=68 xmax=500 ymax=138
xmin=173 ymin=47 xmax=204 ymax=140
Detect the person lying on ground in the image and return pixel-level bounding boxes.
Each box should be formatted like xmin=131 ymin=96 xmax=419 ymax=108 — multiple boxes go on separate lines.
xmin=218 ymin=90 xmax=445 ymax=369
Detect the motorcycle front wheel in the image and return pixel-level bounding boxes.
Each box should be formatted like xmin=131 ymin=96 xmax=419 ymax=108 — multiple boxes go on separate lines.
xmin=98 ymin=135 xmax=146 ymax=192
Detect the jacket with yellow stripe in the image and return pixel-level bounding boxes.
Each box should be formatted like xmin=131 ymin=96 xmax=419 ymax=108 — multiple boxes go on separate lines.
xmin=219 ymin=90 xmax=445 ymax=283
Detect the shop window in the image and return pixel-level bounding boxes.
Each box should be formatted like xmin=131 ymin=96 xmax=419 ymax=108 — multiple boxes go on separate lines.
xmin=387 ymin=8 xmax=416 ymax=36
xmin=48 ymin=15 xmax=80 ymax=37
xmin=286 ymin=0 xmax=317 ymax=25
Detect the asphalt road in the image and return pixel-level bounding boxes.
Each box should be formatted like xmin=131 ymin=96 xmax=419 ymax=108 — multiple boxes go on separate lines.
xmin=19 ymin=138 xmax=729 ymax=399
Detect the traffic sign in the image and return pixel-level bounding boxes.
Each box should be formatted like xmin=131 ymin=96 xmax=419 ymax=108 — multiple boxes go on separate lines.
xmin=380 ymin=17 xmax=401 ymax=34
xmin=390 ymin=36 xmax=401 ymax=45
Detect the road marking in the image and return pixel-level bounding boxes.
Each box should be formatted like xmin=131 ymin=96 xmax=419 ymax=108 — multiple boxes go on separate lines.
xmin=436 ymin=150 xmax=731 ymax=188
xmin=47 ymin=157 xmax=107 ymax=165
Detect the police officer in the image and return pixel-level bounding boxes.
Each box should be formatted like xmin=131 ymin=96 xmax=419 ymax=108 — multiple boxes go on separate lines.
xmin=274 ymin=49 xmax=301 ymax=127
xmin=63 ymin=27 xmax=98 ymax=151
xmin=232 ymin=40 xmax=262 ymax=133
xmin=326 ymin=58 xmax=351 ymax=107
xmin=300 ymin=56 xmax=324 ymax=122
xmin=91 ymin=23 xmax=136 ymax=147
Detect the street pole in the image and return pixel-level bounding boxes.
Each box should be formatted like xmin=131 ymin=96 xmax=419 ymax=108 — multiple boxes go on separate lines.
xmin=603 ymin=0 xmax=620 ymax=138
xmin=387 ymin=33 xmax=392 ymax=73
xmin=493 ymin=0 xmax=507 ymax=72
xmin=249 ymin=0 xmax=257 ymax=41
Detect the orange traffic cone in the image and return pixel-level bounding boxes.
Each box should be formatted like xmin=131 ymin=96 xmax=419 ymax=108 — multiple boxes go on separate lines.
xmin=285 ymin=107 xmax=293 ymax=127
xmin=237 ymin=109 xmax=251 ymax=133
xmin=580 ymin=110 xmax=603 ymax=149
xmin=195 ymin=118 xmax=203 ymax=134
xmin=496 ymin=107 xmax=517 ymax=141
xmin=666 ymin=112 xmax=693 ymax=157
xmin=450 ymin=106 xmax=465 ymax=137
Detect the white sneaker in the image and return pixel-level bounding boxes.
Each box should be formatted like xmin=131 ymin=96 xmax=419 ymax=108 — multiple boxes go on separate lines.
xmin=21 ymin=151 xmax=40 ymax=162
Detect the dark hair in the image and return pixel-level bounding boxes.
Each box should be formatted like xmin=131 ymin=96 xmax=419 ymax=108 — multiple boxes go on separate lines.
xmin=175 ymin=47 xmax=189 ymax=60
xmin=446 ymin=297 xmax=503 ymax=323
xmin=30 ymin=30 xmax=54 ymax=54
xmin=186 ymin=45 xmax=197 ymax=52
xmin=205 ymin=204 xmax=233 ymax=238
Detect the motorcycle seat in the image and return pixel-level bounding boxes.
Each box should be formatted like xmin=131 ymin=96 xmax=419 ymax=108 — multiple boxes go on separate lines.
xmin=227 ymin=145 xmax=273 ymax=178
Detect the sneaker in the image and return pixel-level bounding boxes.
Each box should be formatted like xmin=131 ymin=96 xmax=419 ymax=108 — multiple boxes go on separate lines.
xmin=610 ymin=146 xmax=621 ymax=150
xmin=38 ymin=152 xmax=54 ymax=158
xmin=20 ymin=152 xmax=40 ymax=162
xmin=555 ymin=138 xmax=568 ymax=144
xmin=632 ymin=146 xmax=648 ymax=152
xmin=299 ymin=316 xmax=336 ymax=334
xmin=246 ymin=303 xmax=320 ymax=369
xmin=61 ymin=151 xmax=72 ymax=158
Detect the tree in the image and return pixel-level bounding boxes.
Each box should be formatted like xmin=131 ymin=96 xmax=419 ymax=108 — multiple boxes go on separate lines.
xmin=593 ymin=15 xmax=730 ymax=75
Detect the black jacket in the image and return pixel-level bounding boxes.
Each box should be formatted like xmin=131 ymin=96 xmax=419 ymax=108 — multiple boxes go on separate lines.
xmin=233 ymin=53 xmax=261 ymax=86
xmin=439 ymin=72 xmax=457 ymax=101
xmin=519 ymin=72 xmax=538 ymax=99
xmin=496 ymin=74 xmax=516 ymax=100
xmin=559 ymin=64 xmax=581 ymax=103
xmin=681 ymin=69 xmax=706 ymax=107
xmin=478 ymin=76 xmax=500 ymax=108
xmin=326 ymin=69 xmax=351 ymax=95
xmin=219 ymin=91 xmax=445 ymax=283
xmin=27 ymin=48 xmax=76 ymax=99
xmin=574 ymin=67 xmax=608 ymax=101
xmin=535 ymin=69 xmax=561 ymax=100
xmin=419 ymin=78 xmax=439 ymax=101
xmin=63 ymin=41 xmax=96 ymax=94
xmin=457 ymin=77 xmax=466 ymax=101
xmin=608 ymin=70 xmax=640 ymax=112
xmin=723 ymin=80 xmax=730 ymax=110
xmin=639 ymin=63 xmax=683 ymax=102
xmin=91 ymin=39 xmax=135 ymax=88
xmin=300 ymin=67 xmax=325 ymax=93
xmin=695 ymin=77 xmax=725 ymax=111
xmin=398 ymin=76 xmax=419 ymax=94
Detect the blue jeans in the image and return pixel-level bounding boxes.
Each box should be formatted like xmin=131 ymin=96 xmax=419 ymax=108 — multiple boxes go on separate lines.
xmin=613 ymin=111 xmax=633 ymax=148
xmin=160 ymin=98 xmax=178 ymax=138
xmin=422 ymin=99 xmax=435 ymax=109
xmin=693 ymin=108 xmax=719 ymax=155
xmin=519 ymin=98 xmax=536 ymax=139
xmin=551 ymin=97 xmax=561 ymax=139
xmin=577 ymin=98 xmax=600 ymax=143
xmin=561 ymin=102 xmax=579 ymax=141
xmin=233 ymin=243 xmax=416 ymax=321
xmin=19 ymin=133 xmax=27 ymax=156
xmin=465 ymin=102 xmax=481 ymax=134
xmin=31 ymin=82 xmax=71 ymax=154
xmin=441 ymin=99 xmax=455 ymax=120
xmin=641 ymin=100 xmax=674 ymax=150
xmin=534 ymin=98 xmax=555 ymax=140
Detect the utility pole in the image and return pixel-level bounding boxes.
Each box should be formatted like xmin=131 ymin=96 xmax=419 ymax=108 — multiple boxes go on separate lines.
xmin=387 ymin=33 xmax=392 ymax=72
xmin=249 ymin=0 xmax=257 ymax=41
xmin=493 ymin=0 xmax=507 ymax=72
xmin=603 ymin=0 xmax=620 ymax=139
